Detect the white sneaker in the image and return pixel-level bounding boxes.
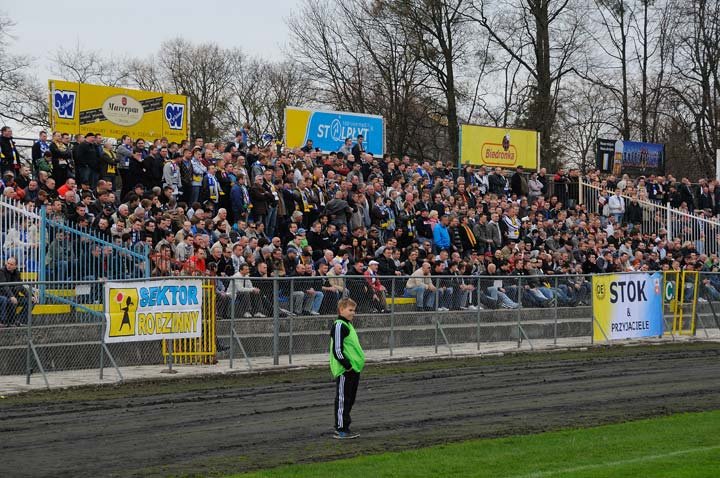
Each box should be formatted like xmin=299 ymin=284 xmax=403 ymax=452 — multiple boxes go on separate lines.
xmin=243 ymin=312 xmax=252 ymax=318
xmin=309 ymin=311 xmax=320 ymax=315
xmin=438 ymin=307 xmax=449 ymax=311
xmin=254 ymin=312 xmax=266 ymax=318
xmin=468 ymin=305 xmax=478 ymax=310
xmin=698 ymin=297 xmax=708 ymax=303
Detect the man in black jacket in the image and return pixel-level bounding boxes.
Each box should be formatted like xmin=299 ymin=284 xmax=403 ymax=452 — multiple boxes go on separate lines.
xmin=0 ymin=257 xmax=31 ymax=326
xmin=77 ymin=132 xmax=100 ymax=188
xmin=510 ymin=166 xmax=528 ymax=197
xmin=143 ymin=146 xmax=165 ymax=188
xmin=0 ymin=126 xmax=21 ymax=174
xmin=351 ymin=134 xmax=366 ymax=159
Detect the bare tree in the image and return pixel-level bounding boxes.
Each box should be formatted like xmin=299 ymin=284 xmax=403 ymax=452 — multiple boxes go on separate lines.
xmin=0 ymin=14 xmax=48 ymax=128
xmin=381 ymin=0 xmax=472 ymax=164
xmin=222 ymin=56 xmax=270 ymax=141
xmin=665 ymin=0 xmax=720 ymax=176
xmin=265 ymin=61 xmax=312 ymax=140
xmin=467 ymin=0 xmax=586 ymax=169
xmin=157 ymin=39 xmax=237 ymax=140
xmin=288 ymin=0 xmax=370 ymax=112
xmin=630 ymin=0 xmax=676 ymax=143
xmin=50 ymin=42 xmax=130 ymax=86
xmin=558 ymin=81 xmax=615 ymax=172
xmin=581 ymin=0 xmax=634 ymax=140
xmin=123 ymin=56 xmax=164 ymax=92
xmin=288 ymin=0 xmax=452 ymax=159
xmin=338 ymin=0 xmax=442 ymax=157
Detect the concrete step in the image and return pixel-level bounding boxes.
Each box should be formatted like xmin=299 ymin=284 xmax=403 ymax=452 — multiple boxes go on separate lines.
xmin=221 ymin=319 xmax=592 ymax=357
xmin=0 ymin=339 xmax=166 ymax=375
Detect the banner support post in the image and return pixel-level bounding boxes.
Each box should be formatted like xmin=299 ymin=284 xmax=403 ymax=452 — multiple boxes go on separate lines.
xmin=161 ymin=339 xmax=177 ymax=374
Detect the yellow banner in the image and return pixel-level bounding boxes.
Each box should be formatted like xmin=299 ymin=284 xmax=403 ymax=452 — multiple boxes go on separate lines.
xmin=460 ymin=124 xmax=539 ymax=169
xmin=49 ymin=80 xmax=188 ymax=143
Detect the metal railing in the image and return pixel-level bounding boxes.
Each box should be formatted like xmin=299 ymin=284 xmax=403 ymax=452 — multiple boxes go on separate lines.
xmin=40 ymin=208 xmax=151 ymax=283
xmin=1 ymin=272 xmax=717 ymax=389
xmin=0 ymin=198 xmax=41 ymax=280
xmin=0 ymin=198 xmax=151 ymax=301
xmin=579 ymin=178 xmax=720 ymax=256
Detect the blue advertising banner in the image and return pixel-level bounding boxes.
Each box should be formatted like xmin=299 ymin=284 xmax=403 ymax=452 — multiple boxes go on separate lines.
xmin=285 ymin=107 xmax=385 ymax=156
xmin=622 ymin=141 xmax=664 ymax=170
xmin=596 ymin=138 xmax=665 ymax=175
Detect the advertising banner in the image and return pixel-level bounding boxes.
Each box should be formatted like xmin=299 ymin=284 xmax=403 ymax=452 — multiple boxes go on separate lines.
xmin=595 ymin=138 xmax=616 ymax=172
xmin=592 ymin=272 xmax=663 ymax=341
xmin=596 ymin=138 xmax=665 ymax=175
xmin=49 ymin=80 xmax=189 ymax=143
xmin=460 ymin=124 xmax=539 ymax=170
xmin=284 ymin=107 xmax=385 ymax=156
xmin=104 ymin=280 xmax=203 ymax=343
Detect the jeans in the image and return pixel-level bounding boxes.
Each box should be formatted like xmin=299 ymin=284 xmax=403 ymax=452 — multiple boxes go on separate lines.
xmin=78 ymin=166 xmax=99 ymax=188
xmin=436 ymin=287 xmax=454 ymax=309
xmin=453 ymin=289 xmax=470 ymax=309
xmin=50 ymin=260 xmax=70 ymax=282
xmin=0 ymin=296 xmax=8 ymax=325
xmin=529 ymin=288 xmax=547 ymax=301
xmin=705 ymin=284 xmax=720 ymax=301
xmin=486 ymin=286 xmax=519 ymax=308
xmin=78 ymin=165 xmax=91 ymax=186
xmin=237 ymin=291 xmax=262 ymax=316
xmin=406 ymin=286 xmax=434 ymax=309
xmin=0 ymin=295 xmax=28 ymax=324
xmin=265 ymin=206 xmax=277 ymax=237
xmin=191 ymin=185 xmax=202 ymax=205
xmin=292 ymin=291 xmax=324 ymax=314
xmin=322 ymin=290 xmax=343 ymax=314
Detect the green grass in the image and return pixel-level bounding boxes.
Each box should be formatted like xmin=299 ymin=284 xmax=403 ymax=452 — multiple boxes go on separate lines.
xmin=233 ymin=411 xmax=720 ymax=478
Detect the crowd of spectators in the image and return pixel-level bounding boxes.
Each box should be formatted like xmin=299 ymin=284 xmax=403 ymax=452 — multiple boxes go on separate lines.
xmin=581 ymin=171 xmax=720 ymax=222
xmin=1 ymin=124 xmax=720 ymax=322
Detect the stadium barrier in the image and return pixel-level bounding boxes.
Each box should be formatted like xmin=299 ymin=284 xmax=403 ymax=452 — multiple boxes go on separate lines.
xmin=0 ymin=198 xmax=152 ymax=295
xmin=161 ymin=283 xmax=217 ymax=365
xmin=0 ymin=198 xmax=41 ymax=281
xmin=0 ymin=272 xmax=718 ymax=389
xmin=579 ymin=178 xmax=720 ymax=256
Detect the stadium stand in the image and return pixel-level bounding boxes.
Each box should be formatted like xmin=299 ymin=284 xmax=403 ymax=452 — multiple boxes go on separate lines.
xmin=1 ymin=124 xmax=720 ymax=328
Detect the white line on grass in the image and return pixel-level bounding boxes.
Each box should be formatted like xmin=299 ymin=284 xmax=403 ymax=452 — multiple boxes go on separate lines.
xmin=510 ymin=444 xmax=720 ymax=478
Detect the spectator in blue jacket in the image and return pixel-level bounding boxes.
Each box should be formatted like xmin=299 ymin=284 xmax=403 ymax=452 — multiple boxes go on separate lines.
xmin=433 ymin=214 xmax=451 ymax=252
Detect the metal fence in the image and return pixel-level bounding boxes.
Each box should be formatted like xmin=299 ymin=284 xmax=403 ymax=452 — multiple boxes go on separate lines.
xmin=0 ymin=198 xmax=41 ymax=280
xmin=579 ymin=179 xmax=720 ymax=256
xmin=0 ymin=198 xmax=151 ymax=298
xmin=1 ymin=273 xmax=719 ymax=389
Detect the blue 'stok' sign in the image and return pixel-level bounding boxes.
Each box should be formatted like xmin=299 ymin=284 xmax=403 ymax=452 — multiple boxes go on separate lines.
xmin=307 ymin=111 xmax=384 ymax=156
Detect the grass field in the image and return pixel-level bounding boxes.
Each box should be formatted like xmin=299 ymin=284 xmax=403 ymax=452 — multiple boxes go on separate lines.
xmin=233 ymin=410 xmax=720 ymax=478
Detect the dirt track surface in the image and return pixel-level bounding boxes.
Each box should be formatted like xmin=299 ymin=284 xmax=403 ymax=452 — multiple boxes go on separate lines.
xmin=1 ymin=343 xmax=720 ymax=477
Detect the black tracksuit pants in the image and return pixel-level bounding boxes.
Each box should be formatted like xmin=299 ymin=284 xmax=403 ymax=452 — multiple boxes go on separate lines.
xmin=334 ymin=370 xmax=360 ymax=431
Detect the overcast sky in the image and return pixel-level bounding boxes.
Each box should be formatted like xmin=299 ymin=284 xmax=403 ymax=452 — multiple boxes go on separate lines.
xmin=6 ymin=0 xmax=296 ymax=82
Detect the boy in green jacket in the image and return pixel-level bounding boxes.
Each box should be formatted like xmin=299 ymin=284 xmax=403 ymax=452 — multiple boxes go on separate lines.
xmin=329 ymin=298 xmax=365 ymax=439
